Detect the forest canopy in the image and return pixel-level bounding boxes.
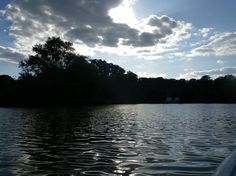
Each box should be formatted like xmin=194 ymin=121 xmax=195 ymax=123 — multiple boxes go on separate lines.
xmin=0 ymin=37 xmax=235 ymax=106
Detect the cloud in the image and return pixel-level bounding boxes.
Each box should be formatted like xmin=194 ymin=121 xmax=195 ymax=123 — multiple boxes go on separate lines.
xmin=0 ymin=10 xmax=5 ymax=16
xmin=3 ymin=0 xmax=192 ymax=61
xmin=198 ymin=28 xmax=213 ymax=37
xmin=109 ymin=0 xmax=138 ymax=27
xmin=0 ymin=46 xmax=25 ymax=63
xmin=217 ymin=59 xmax=224 ymax=64
xmin=122 ymin=15 xmax=192 ymax=47
xmin=178 ymin=67 xmax=236 ymax=79
xmin=189 ymin=32 xmax=236 ymax=57
xmin=137 ymin=72 xmax=166 ymax=78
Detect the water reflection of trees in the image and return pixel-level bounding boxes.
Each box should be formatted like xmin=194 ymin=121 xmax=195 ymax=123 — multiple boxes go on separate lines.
xmin=16 ymin=107 xmax=142 ymax=175
xmin=16 ymin=105 xmax=171 ymax=175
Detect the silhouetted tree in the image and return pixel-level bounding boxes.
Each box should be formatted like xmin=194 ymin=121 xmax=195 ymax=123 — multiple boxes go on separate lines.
xmin=19 ymin=37 xmax=75 ymax=77
xmin=90 ymin=59 xmax=138 ymax=103
xmin=0 ymin=37 xmax=235 ymax=106
xmin=0 ymin=75 xmax=16 ymax=106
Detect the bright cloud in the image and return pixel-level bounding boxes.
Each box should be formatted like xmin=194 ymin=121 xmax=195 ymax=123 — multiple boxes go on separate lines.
xmin=189 ymin=32 xmax=236 ymax=57
xmin=198 ymin=28 xmax=213 ymax=37
xmin=109 ymin=0 xmax=138 ymax=28
xmin=137 ymin=72 xmax=167 ymax=78
xmin=179 ymin=67 xmax=236 ymax=79
xmin=217 ymin=59 xmax=224 ymax=64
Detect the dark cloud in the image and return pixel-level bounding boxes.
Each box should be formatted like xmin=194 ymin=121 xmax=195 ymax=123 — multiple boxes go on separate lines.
xmin=148 ymin=15 xmax=179 ymax=29
xmin=0 ymin=46 xmax=25 ymax=63
xmin=4 ymin=0 xmax=191 ymax=49
xmin=194 ymin=48 xmax=215 ymax=53
xmin=124 ymin=32 xmax=157 ymax=47
xmin=123 ymin=15 xmax=184 ymax=47
xmin=66 ymin=26 xmax=101 ymax=46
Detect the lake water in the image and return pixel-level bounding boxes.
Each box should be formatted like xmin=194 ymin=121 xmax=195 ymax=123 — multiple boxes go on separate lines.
xmin=0 ymin=104 xmax=236 ymax=176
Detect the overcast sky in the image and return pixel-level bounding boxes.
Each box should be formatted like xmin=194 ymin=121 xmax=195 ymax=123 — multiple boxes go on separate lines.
xmin=0 ymin=0 xmax=236 ymax=79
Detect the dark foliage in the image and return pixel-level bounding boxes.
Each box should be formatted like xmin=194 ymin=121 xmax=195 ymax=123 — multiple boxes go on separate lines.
xmin=0 ymin=37 xmax=235 ymax=106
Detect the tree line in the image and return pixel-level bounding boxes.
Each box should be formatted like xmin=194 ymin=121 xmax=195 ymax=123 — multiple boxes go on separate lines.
xmin=0 ymin=37 xmax=235 ymax=106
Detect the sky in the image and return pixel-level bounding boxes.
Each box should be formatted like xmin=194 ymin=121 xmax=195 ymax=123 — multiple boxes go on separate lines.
xmin=0 ymin=0 xmax=236 ymax=79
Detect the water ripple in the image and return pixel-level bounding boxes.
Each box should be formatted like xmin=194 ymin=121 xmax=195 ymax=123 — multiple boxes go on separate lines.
xmin=0 ymin=104 xmax=236 ymax=175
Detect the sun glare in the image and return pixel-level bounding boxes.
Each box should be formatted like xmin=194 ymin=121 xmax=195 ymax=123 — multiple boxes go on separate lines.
xmin=109 ymin=0 xmax=138 ymax=28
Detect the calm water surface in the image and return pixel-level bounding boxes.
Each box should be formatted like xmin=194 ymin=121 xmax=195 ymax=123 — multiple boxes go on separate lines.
xmin=0 ymin=104 xmax=236 ymax=176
